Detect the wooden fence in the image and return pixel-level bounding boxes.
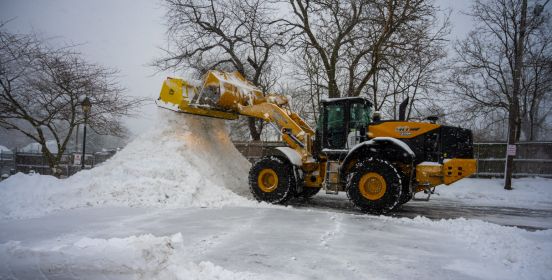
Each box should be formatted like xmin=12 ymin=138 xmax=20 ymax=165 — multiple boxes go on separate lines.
xmin=233 ymin=141 xmax=552 ymax=178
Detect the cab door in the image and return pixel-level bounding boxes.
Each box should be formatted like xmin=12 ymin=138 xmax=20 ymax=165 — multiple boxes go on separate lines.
xmin=347 ymin=102 xmax=371 ymax=147
xmin=323 ymin=103 xmax=347 ymax=149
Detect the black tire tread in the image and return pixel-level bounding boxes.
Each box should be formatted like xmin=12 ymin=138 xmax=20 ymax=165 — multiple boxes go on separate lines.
xmin=346 ymin=158 xmax=403 ymax=214
xmin=249 ymin=156 xmax=296 ymax=204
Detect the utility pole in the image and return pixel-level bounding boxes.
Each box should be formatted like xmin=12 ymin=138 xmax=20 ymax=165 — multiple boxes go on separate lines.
xmin=505 ymin=0 xmax=527 ymax=190
xmin=75 ymin=124 xmax=79 ymax=152
xmin=81 ymin=97 xmax=91 ymax=170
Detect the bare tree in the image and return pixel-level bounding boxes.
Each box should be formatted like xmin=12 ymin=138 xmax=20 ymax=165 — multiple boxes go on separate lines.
xmin=0 ymin=27 xmax=142 ymax=175
xmin=520 ymin=9 xmax=552 ymax=140
xmin=371 ymin=11 xmax=450 ymax=120
xmin=284 ymin=0 xmax=438 ymax=100
xmin=450 ymin=0 xmax=551 ymax=189
xmin=287 ymin=46 xmax=326 ymax=125
xmin=155 ymin=0 xmax=286 ymax=140
xmin=450 ymin=0 xmax=551 ymax=142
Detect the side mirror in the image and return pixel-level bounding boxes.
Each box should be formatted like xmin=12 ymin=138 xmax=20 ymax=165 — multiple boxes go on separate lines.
xmin=372 ymin=111 xmax=382 ymax=122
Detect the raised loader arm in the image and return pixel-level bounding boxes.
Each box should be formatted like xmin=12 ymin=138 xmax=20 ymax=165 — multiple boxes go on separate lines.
xmin=157 ymin=70 xmax=316 ymax=165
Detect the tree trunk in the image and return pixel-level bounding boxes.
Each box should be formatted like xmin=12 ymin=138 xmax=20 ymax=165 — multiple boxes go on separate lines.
xmin=328 ymin=79 xmax=340 ymax=98
xmin=42 ymin=146 xmax=61 ymax=178
xmin=515 ymin=116 xmax=522 ymax=142
xmin=529 ymin=115 xmax=535 ymax=141
xmin=248 ymin=117 xmax=261 ymax=141
xmin=504 ymin=0 xmax=527 ymax=190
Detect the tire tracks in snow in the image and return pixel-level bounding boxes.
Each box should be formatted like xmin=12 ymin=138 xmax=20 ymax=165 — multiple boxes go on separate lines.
xmin=319 ymin=212 xmax=343 ymax=248
xmin=187 ymin=208 xmax=268 ymax=258
xmin=317 ymin=212 xmax=366 ymax=278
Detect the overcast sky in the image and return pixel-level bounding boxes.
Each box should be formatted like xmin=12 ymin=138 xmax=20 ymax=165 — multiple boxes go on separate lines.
xmin=0 ymin=0 xmax=474 ymax=135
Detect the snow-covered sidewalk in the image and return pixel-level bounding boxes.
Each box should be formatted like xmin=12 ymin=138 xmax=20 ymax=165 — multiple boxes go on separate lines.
xmin=438 ymin=177 xmax=552 ymax=209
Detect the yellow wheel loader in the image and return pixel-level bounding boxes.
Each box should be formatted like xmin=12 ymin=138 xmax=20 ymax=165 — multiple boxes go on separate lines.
xmin=158 ymin=70 xmax=477 ymax=214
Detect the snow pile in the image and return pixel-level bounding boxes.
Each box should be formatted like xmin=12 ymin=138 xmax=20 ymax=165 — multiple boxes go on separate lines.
xmin=0 ymin=233 xmax=272 ymax=280
xmin=0 ymin=145 xmax=12 ymax=153
xmin=438 ymin=177 xmax=552 ymax=209
xmin=0 ymin=110 xmax=257 ymax=219
xmin=382 ymin=216 xmax=552 ymax=280
xmin=19 ymin=140 xmax=58 ymax=153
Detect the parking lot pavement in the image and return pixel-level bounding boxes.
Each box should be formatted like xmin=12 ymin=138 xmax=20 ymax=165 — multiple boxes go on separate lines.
xmin=289 ymin=193 xmax=552 ymax=231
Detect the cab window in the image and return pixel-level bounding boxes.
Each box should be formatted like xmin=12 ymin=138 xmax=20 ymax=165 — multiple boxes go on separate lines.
xmin=327 ymin=104 xmax=344 ymax=129
xmin=350 ymin=103 xmax=371 ymax=129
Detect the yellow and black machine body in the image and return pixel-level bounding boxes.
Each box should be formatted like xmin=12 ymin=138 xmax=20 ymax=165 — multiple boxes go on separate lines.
xmin=158 ymin=70 xmax=477 ymax=214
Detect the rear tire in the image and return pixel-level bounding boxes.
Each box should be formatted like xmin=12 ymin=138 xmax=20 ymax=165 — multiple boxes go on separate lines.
xmin=249 ymin=156 xmax=296 ymax=204
xmin=346 ymin=158 xmax=402 ymax=214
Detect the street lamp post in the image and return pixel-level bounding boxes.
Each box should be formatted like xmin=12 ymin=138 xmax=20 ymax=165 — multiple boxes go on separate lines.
xmin=81 ymin=97 xmax=91 ymax=169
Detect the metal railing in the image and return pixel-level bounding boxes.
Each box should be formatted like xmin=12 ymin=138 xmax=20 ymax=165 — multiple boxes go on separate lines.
xmin=0 ymin=150 xmax=117 ymax=178
xmin=473 ymin=142 xmax=552 ymax=178
xmin=3 ymin=142 xmax=549 ymax=179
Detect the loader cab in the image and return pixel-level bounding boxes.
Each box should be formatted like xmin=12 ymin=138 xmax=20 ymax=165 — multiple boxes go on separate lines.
xmin=318 ymin=97 xmax=372 ymax=152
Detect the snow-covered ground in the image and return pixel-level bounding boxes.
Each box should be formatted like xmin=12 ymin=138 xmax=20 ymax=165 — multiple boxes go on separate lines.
xmin=439 ymin=177 xmax=552 ymax=209
xmin=0 ymin=110 xmax=551 ymax=279
xmin=0 ymin=206 xmax=550 ymax=280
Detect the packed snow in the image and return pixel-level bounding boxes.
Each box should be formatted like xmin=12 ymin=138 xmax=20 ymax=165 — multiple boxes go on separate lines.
xmin=0 ymin=206 xmax=550 ymax=280
xmin=0 ymin=230 xmax=272 ymax=280
xmin=209 ymin=70 xmax=260 ymax=102
xmin=0 ymin=111 xmax=258 ymax=219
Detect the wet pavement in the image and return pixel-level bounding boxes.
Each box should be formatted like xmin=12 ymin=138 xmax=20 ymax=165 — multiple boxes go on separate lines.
xmin=289 ymin=193 xmax=552 ymax=231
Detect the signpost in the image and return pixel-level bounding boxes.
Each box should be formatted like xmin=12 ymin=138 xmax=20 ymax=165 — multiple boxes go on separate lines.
xmin=507 ymin=144 xmax=517 ymax=156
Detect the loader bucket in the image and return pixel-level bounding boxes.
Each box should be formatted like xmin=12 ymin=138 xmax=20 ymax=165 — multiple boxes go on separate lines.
xmin=158 ymin=77 xmax=239 ymax=120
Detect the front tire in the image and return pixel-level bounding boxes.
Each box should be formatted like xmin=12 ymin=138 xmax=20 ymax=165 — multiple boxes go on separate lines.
xmin=249 ymin=156 xmax=296 ymax=204
xmin=346 ymin=158 xmax=402 ymax=214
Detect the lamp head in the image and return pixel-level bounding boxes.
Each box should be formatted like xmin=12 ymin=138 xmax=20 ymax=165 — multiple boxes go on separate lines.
xmin=81 ymin=97 xmax=91 ymax=113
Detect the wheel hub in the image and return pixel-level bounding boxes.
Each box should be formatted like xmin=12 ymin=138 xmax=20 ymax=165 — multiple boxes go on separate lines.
xmin=258 ymin=168 xmax=279 ymax=193
xmin=359 ymin=172 xmax=387 ymax=200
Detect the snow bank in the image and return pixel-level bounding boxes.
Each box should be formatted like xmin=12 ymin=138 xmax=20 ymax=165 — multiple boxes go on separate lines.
xmin=438 ymin=177 xmax=552 ymax=209
xmin=0 ymin=110 xmax=258 ymax=219
xmin=0 ymin=233 xmax=272 ymax=280
xmin=19 ymin=140 xmax=58 ymax=153
xmin=379 ymin=215 xmax=552 ymax=280
xmin=0 ymin=145 xmax=12 ymax=153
